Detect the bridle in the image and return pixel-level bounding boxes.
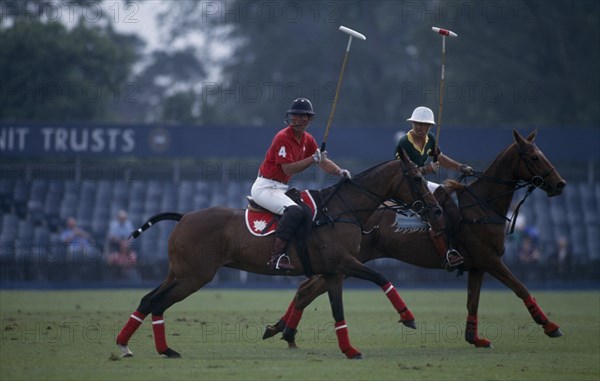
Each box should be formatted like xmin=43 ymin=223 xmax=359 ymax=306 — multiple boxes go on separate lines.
xmin=458 ymin=143 xmax=557 ymax=234
xmin=315 ymin=160 xmax=439 ymax=231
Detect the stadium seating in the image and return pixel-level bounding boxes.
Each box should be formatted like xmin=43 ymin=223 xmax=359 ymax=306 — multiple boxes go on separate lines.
xmin=0 ymin=178 xmax=598 ymax=283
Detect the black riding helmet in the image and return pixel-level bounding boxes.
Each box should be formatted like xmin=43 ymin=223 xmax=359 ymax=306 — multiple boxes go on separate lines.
xmin=284 ymin=98 xmax=315 ymax=125
xmin=287 ymin=98 xmax=315 ymax=115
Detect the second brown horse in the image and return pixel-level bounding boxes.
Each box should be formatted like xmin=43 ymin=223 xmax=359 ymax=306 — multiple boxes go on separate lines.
xmin=263 ymin=130 xmax=567 ymax=349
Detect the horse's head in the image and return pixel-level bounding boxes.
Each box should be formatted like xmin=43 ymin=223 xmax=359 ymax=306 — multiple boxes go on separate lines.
xmin=513 ymin=130 xmax=566 ymax=197
xmin=395 ymin=150 xmax=443 ymax=222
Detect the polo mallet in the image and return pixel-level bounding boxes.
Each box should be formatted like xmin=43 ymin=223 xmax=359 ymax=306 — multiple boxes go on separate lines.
xmin=431 ymin=26 xmax=457 ymax=162
xmin=321 ymin=26 xmax=366 ymax=152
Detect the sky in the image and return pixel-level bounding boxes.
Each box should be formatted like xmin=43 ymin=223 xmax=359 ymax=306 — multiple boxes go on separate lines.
xmin=106 ymin=0 xmax=165 ymax=52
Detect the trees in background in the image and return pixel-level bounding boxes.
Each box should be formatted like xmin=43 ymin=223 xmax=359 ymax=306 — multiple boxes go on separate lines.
xmin=1 ymin=0 xmax=598 ymax=127
xmin=160 ymin=0 xmax=600 ymax=128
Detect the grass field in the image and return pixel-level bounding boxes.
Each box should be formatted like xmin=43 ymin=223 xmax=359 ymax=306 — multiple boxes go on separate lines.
xmin=1 ymin=288 xmax=599 ymax=381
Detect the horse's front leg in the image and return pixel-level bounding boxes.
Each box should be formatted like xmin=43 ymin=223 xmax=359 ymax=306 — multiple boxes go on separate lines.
xmin=342 ymin=259 xmax=416 ymax=329
xmin=487 ymin=260 xmax=563 ymax=338
xmin=464 ymin=269 xmax=493 ymax=348
xmin=324 ymin=274 xmax=362 ymax=359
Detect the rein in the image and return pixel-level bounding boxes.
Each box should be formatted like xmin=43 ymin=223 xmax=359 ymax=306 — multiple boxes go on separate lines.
xmin=457 ymin=143 xmax=551 ymax=235
xmin=315 ymin=161 xmax=433 ymax=231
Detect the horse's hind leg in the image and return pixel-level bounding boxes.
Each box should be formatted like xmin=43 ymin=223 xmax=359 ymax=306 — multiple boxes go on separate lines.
xmin=262 ymin=276 xmax=328 ymax=347
xmin=116 ymin=282 xmax=168 ymax=357
xmin=148 ymin=277 xmax=208 ymax=358
xmin=324 ymin=275 xmax=362 ymax=359
xmin=486 ymin=260 xmax=563 ymax=338
xmin=342 ymin=260 xmax=416 ymax=329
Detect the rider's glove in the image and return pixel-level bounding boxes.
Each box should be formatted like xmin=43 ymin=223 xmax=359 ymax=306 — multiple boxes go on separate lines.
xmin=339 ymin=169 xmax=352 ymax=179
xmin=459 ymin=164 xmax=474 ymax=175
xmin=312 ymin=150 xmax=322 ymax=163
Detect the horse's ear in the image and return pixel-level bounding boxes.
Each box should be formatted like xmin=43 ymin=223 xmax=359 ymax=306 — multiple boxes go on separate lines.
xmin=513 ymin=129 xmax=526 ymax=145
xmin=399 ymin=149 xmax=409 ymax=163
xmin=513 ymin=129 xmax=537 ymax=145
xmin=525 ymin=129 xmax=537 ymax=142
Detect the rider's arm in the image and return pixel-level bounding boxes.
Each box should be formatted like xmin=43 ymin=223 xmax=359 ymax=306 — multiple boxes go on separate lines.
xmin=319 ymin=156 xmax=343 ymax=176
xmin=438 ymin=153 xmax=463 ymax=171
xmin=438 ymin=153 xmax=473 ymax=174
xmin=280 ymin=155 xmax=317 ymax=177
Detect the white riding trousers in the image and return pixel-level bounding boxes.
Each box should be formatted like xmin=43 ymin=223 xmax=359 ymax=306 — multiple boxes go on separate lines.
xmin=251 ymin=176 xmax=297 ymax=215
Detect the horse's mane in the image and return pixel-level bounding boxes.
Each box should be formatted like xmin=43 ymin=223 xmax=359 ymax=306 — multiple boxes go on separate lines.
xmin=316 ymin=160 xmax=397 ymax=198
xmin=443 ymin=179 xmax=466 ymax=195
xmin=351 ymin=159 xmax=396 ymax=181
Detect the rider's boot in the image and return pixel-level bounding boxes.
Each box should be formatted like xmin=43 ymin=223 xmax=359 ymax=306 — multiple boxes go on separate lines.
xmin=268 ymin=236 xmax=295 ymax=271
xmin=431 ymin=185 xmax=464 ymax=270
xmin=267 ymin=205 xmax=304 ymax=271
xmin=429 ymin=228 xmax=464 ymax=270
xmin=433 ymin=186 xmax=461 ymax=234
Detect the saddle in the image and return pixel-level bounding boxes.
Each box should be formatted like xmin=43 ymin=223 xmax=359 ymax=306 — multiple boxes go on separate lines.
xmin=244 ymin=188 xmax=317 ymax=236
xmin=245 ymin=188 xmax=318 ymax=277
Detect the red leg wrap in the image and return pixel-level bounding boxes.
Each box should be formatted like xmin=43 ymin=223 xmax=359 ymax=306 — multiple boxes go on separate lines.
xmin=286 ymin=306 xmax=304 ymax=330
xmin=381 ymin=282 xmax=413 ymax=322
xmin=152 ymin=315 xmax=168 ymax=354
xmin=334 ymin=321 xmax=361 ymax=358
xmin=381 ymin=282 xmax=407 ymax=312
xmin=281 ymin=299 xmax=296 ymax=325
xmin=116 ymin=310 xmax=146 ymax=345
xmin=524 ymin=296 xmax=561 ymax=335
xmin=524 ymin=296 xmax=549 ymax=325
xmin=465 ymin=315 xmax=492 ymax=348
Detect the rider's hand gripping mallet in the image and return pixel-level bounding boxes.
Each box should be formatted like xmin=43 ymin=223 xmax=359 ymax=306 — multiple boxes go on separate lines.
xmin=431 ymin=27 xmax=458 ymax=162
xmin=321 ymin=26 xmax=366 ymax=152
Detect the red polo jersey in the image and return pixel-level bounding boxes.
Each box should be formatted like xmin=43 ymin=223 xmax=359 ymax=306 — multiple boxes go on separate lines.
xmin=258 ymin=126 xmax=318 ymax=184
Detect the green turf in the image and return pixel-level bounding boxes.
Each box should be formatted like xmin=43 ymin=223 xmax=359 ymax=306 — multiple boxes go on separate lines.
xmin=1 ymin=289 xmax=598 ymax=381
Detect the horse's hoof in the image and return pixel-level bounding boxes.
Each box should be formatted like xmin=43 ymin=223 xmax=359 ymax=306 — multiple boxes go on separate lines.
xmin=547 ymin=327 xmax=563 ymax=338
xmin=288 ymin=342 xmax=298 ymax=349
xmin=118 ymin=344 xmax=133 ymax=358
xmin=401 ymin=320 xmax=417 ymax=329
xmin=475 ymin=339 xmax=493 ymax=348
xmin=348 ymin=353 xmax=363 ymax=360
xmin=262 ymin=325 xmax=280 ymax=340
xmin=160 ymin=348 xmax=181 ymax=358
xmin=281 ymin=327 xmax=297 ymax=343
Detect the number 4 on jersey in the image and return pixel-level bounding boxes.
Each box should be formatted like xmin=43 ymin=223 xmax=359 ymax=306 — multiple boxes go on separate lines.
xmin=278 ymin=146 xmax=286 ymax=158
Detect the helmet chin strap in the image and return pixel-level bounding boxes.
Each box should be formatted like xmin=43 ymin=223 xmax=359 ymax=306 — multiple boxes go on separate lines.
xmin=284 ymin=113 xmax=312 ymax=127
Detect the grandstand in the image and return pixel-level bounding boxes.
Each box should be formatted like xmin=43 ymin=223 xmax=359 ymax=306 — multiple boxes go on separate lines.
xmin=0 ymin=174 xmax=598 ymax=286
xmin=1 ymin=124 xmax=598 ymax=286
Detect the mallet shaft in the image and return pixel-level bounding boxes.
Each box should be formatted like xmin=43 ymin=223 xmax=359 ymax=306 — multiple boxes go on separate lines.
xmin=321 ymin=26 xmax=366 ymax=151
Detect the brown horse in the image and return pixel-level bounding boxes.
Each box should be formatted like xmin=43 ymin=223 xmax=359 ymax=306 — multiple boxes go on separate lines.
xmin=263 ymin=130 xmax=567 ymax=349
xmin=115 ymin=154 xmax=442 ymax=359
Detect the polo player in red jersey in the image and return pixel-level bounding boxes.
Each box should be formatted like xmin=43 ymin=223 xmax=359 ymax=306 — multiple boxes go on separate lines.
xmin=251 ymin=98 xmax=351 ymax=271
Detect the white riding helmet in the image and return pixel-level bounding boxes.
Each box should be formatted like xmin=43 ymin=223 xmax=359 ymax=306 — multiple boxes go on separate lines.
xmin=407 ymin=106 xmax=436 ymax=125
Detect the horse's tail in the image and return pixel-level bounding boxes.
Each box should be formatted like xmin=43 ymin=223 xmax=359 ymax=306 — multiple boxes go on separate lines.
xmin=129 ymin=212 xmax=183 ymax=239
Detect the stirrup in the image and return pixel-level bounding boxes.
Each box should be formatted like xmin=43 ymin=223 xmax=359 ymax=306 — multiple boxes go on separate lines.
xmin=269 ymin=254 xmax=295 ymax=271
xmin=445 ymin=249 xmax=464 ymax=268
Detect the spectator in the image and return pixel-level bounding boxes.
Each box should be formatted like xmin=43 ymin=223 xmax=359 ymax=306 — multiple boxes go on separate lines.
xmin=518 ymin=226 xmax=541 ymax=264
xmin=60 ymin=217 xmax=95 ymax=261
xmin=106 ymin=210 xmax=134 ymax=253
xmin=107 ymin=240 xmax=139 ymax=280
xmin=551 ymin=236 xmax=572 ymax=280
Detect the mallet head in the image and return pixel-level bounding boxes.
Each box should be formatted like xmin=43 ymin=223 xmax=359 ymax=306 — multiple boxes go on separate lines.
xmin=339 ymin=26 xmax=366 ymax=40
xmin=432 ymin=27 xmax=458 ymax=37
